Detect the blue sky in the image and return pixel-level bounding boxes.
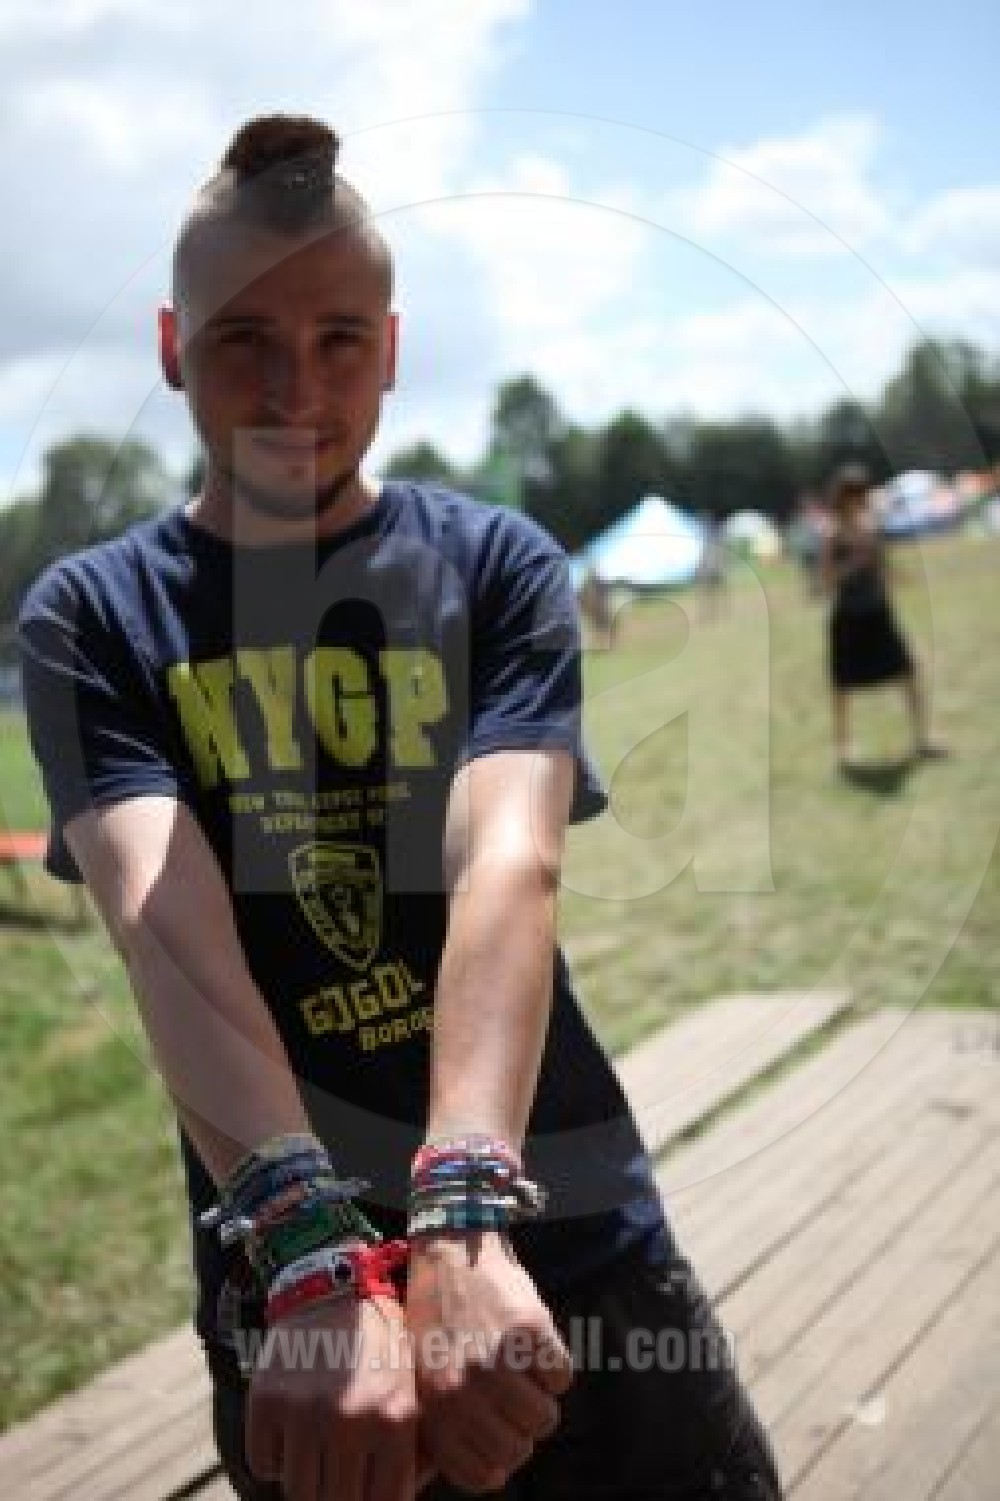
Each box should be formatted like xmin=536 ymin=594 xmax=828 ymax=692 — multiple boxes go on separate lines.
xmin=1 ymin=0 xmax=997 ymax=498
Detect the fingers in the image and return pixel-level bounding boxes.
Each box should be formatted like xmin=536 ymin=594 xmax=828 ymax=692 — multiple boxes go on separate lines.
xmin=487 ymin=1365 xmax=560 ymax=1442
xmin=424 ymin=1370 xmax=550 ymax=1494
xmin=526 ymin=1326 xmax=574 ymax=1397
xmin=491 ymin=1320 xmax=574 ymax=1398
xmin=429 ymin=1426 xmax=512 ymax=1496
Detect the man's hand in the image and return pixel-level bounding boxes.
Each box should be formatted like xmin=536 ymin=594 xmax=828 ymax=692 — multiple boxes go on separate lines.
xmin=407 ymin=1232 xmax=573 ymax=1494
xmin=246 ymin=1294 xmax=423 ymax=1501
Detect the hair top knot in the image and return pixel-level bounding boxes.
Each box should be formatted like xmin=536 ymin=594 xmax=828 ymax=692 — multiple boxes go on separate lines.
xmin=222 ymin=115 xmax=340 ymax=186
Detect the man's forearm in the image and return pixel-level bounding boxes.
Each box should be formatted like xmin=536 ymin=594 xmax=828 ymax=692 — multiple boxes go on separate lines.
xmin=426 ymin=854 xmax=559 ymax=1151
xmin=121 ymin=912 xmax=311 ymax=1186
xmin=68 ymin=798 xmax=312 ymax=1189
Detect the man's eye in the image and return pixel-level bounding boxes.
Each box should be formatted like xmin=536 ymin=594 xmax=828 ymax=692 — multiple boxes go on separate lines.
xmin=323 ymin=331 xmax=363 ymax=349
xmin=219 ymin=329 xmax=261 ymax=348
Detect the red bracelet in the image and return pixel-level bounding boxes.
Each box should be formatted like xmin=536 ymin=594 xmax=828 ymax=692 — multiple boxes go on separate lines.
xmin=353 ymin=1238 xmax=410 ymax=1297
xmin=265 ymin=1240 xmax=410 ymax=1325
xmin=266 ymin=1269 xmax=345 ymax=1325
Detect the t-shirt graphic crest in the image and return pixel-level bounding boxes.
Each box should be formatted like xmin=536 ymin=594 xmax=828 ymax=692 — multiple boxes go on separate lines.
xmin=289 ymin=842 xmax=382 ymax=971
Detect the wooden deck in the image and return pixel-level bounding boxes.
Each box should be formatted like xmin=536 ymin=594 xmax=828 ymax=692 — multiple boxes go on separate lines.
xmin=2 ymin=998 xmax=997 ymax=1499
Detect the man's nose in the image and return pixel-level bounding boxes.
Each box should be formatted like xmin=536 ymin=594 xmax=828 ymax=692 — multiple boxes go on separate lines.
xmin=266 ymin=347 xmax=324 ymax=422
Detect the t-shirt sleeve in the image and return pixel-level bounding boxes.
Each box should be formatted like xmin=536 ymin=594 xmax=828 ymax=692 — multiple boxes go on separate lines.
xmin=17 ymin=561 xmax=194 ymax=883
xmin=461 ymin=512 xmax=607 ymax=824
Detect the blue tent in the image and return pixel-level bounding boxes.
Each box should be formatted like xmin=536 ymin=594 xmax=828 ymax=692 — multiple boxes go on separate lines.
xmin=573 ymin=495 xmax=704 ymax=588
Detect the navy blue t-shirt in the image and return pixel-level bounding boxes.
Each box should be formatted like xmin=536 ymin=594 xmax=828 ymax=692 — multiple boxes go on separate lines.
xmin=18 ymin=482 xmax=665 ymax=1367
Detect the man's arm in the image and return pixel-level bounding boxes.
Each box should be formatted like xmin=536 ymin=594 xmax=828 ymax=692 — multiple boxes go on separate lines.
xmin=427 ymin=746 xmax=575 ymax=1148
xmin=407 ymin=748 xmax=575 ymax=1496
xmin=64 ymin=794 xmax=311 ymax=1184
xmin=69 ymin=794 xmax=428 ymax=1496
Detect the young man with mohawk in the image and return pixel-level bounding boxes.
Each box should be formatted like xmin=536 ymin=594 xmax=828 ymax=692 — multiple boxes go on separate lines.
xmin=19 ymin=115 xmax=782 ymax=1500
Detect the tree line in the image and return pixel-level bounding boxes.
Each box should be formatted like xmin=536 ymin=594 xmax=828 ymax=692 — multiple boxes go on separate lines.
xmin=387 ymin=337 xmax=1000 ymax=552
xmin=2 ymin=336 xmax=998 ymax=627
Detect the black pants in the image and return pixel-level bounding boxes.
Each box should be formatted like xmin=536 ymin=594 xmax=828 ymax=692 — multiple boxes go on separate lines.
xmin=210 ymin=1237 xmax=782 ymax=1499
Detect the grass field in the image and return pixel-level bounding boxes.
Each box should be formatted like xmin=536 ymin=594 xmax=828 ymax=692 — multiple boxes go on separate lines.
xmin=1 ymin=532 xmax=998 ymax=1428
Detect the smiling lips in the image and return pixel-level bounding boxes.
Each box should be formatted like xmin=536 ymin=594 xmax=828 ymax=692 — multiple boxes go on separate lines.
xmin=253 ymin=435 xmax=334 ymax=450
xmin=252 ymin=432 xmax=337 ymax=459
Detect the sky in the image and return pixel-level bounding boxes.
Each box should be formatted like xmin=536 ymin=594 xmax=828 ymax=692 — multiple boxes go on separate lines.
xmin=1 ymin=0 xmax=998 ymax=500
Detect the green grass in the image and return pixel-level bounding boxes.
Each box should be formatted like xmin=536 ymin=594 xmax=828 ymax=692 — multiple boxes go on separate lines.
xmin=0 ymin=532 xmax=997 ymax=1428
xmin=0 ymin=711 xmax=48 ymax=831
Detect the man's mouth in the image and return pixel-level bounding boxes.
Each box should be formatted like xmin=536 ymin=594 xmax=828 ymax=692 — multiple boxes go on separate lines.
xmin=252 ymin=432 xmax=337 ymax=456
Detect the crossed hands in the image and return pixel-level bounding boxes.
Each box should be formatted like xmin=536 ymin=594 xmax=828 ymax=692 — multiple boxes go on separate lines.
xmin=245 ymin=1231 xmax=573 ymax=1500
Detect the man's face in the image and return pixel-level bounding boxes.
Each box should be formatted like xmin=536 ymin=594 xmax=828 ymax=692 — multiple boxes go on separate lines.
xmin=164 ymin=222 xmax=396 ymax=516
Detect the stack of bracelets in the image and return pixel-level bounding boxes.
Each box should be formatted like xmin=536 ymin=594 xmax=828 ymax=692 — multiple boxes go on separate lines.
xmin=199 ymin=1131 xmax=546 ymax=1352
xmin=198 ymin=1134 xmax=408 ymax=1331
xmin=407 ymin=1133 xmax=546 ymax=1236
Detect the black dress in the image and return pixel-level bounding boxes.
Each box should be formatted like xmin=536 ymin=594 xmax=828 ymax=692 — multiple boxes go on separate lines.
xmin=828 ymin=531 xmax=912 ymax=690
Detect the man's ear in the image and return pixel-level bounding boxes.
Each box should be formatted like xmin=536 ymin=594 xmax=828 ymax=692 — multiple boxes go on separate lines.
xmin=158 ymin=305 xmax=184 ymax=390
xmin=382 ymin=311 xmax=399 ymax=392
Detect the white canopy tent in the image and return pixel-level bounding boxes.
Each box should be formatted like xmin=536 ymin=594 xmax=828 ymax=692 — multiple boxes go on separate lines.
xmin=724 ymin=510 xmax=782 ymax=561
xmin=573 ymin=495 xmax=704 ymax=588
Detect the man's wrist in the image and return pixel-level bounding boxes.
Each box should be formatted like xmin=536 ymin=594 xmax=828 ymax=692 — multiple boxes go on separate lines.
xmin=408 ymin=1228 xmax=507 ymax=1265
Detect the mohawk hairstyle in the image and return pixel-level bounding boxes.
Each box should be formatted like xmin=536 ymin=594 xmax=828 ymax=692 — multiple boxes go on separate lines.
xmin=221 ymin=114 xmax=341 ymax=232
xmin=172 ymin=113 xmax=392 ymax=300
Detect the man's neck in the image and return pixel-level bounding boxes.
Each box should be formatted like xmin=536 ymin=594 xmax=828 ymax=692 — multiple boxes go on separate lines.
xmin=187 ymin=469 xmax=381 ymax=547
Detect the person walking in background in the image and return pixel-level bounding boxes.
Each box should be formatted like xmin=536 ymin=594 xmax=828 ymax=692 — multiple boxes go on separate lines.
xmin=821 ymin=463 xmax=946 ymax=772
xmin=696 ymin=511 xmax=728 ymax=623
xmin=577 ymin=567 xmax=617 ymax=650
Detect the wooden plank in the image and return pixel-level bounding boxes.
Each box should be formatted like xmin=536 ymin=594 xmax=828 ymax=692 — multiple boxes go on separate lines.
xmin=23 ymin=1375 xmax=211 ymax=1501
xmin=691 ymin=1015 xmax=999 ymax=1306
xmin=725 ymin=1095 xmax=996 ymax=1377
xmin=661 ymin=1015 xmax=945 ymax=1285
xmin=662 ymin=1010 xmax=918 ymax=1225
xmin=792 ymin=1241 xmax=1000 ymax=1499
xmin=619 ymin=992 xmax=852 ymax=1154
xmin=71 ymin=1398 xmax=216 ymax=1501
xmin=666 ymin=1009 xmax=993 ymax=1266
xmin=0 ymin=1328 xmax=206 ymax=1491
xmin=934 ymin=1407 xmax=1000 ymax=1501
xmin=755 ymin=1151 xmax=1000 ymax=1488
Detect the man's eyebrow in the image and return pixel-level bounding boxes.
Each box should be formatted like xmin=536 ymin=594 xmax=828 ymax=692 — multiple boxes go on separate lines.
xmin=203 ymin=312 xmax=376 ymax=330
xmin=317 ymin=312 xmax=377 ymax=330
xmin=203 ymin=313 xmax=270 ymax=330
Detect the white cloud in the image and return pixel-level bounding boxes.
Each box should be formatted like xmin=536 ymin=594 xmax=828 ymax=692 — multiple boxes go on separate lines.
xmin=434 ymin=153 xmax=648 ymax=339
xmin=903 ymin=185 xmax=1000 ymax=266
xmin=670 ymin=114 xmax=891 ymax=257
xmin=409 ymin=153 xmax=653 ymax=429
xmin=0 ymin=0 xmax=532 ymax=495
xmin=3 ymin=21 xmax=999 ymax=504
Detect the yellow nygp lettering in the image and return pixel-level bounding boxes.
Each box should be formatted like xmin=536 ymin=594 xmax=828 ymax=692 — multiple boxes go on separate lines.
xmin=167 ymin=659 xmax=248 ymax=789
xmin=238 ymin=648 xmax=303 ymax=774
xmin=380 ymin=649 xmax=447 ymax=767
xmin=304 ymin=647 xmax=377 ymax=768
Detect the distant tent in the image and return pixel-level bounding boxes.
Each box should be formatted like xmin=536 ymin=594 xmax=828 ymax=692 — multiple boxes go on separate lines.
xmin=724 ymin=510 xmax=783 ymax=561
xmin=875 ymin=470 xmax=962 ymax=537
xmin=573 ymin=495 xmax=704 ymax=589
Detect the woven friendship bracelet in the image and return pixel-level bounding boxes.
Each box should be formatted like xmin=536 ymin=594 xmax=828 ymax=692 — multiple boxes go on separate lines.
xmin=264 ymin=1239 xmax=409 ymax=1325
xmin=407 ymin=1134 xmax=546 ymax=1237
xmin=198 ymin=1134 xmax=381 ymax=1287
